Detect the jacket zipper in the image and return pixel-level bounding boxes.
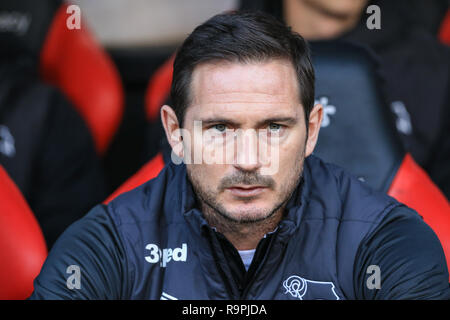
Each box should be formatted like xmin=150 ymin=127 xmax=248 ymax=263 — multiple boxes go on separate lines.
xmin=240 ymin=230 xmax=279 ymax=299
xmin=205 ymin=226 xmax=241 ymax=299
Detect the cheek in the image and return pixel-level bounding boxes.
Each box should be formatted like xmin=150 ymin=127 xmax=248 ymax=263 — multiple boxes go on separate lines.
xmin=188 ymin=164 xmax=225 ymax=191
xmin=279 ymin=131 xmax=306 ymax=163
xmin=270 ymin=134 xmax=304 ymax=177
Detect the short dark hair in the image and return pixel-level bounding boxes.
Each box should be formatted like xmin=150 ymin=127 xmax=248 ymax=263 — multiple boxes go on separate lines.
xmin=170 ymin=10 xmax=315 ymax=127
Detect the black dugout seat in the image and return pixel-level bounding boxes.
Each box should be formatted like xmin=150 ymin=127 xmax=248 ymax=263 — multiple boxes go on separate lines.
xmin=311 ymin=41 xmax=402 ymax=192
xmin=0 ymin=0 xmax=124 ymax=155
xmin=107 ymin=42 xmax=450 ymax=277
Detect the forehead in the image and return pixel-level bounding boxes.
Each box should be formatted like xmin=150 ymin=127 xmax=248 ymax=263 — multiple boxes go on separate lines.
xmin=190 ymin=59 xmax=300 ymax=108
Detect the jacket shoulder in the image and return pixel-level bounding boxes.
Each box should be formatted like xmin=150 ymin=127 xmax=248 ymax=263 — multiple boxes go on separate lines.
xmin=106 ymin=162 xmax=182 ymax=226
xmin=305 ymin=155 xmax=400 ymax=224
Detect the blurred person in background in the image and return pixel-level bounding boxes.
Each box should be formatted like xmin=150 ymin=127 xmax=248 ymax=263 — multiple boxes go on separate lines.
xmin=241 ymin=0 xmax=450 ymax=199
xmin=0 ymin=54 xmax=107 ymax=248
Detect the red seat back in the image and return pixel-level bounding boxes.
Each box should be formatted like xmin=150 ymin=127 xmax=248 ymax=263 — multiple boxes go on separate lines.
xmin=388 ymin=153 xmax=450 ymax=272
xmin=0 ymin=166 xmax=47 ymax=300
xmin=145 ymin=55 xmax=174 ymax=122
xmin=40 ymin=3 xmax=124 ymax=155
xmin=439 ymin=9 xmax=450 ymax=45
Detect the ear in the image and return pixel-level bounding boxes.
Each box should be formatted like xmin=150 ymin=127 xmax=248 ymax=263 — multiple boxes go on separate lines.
xmin=305 ymin=103 xmax=323 ymax=157
xmin=160 ymin=105 xmax=184 ymax=158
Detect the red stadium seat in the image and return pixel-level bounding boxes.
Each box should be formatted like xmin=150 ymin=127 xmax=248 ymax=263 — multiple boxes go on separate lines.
xmin=388 ymin=154 xmax=450 ymax=265
xmin=439 ymin=9 xmax=450 ymax=45
xmin=0 ymin=166 xmax=47 ymax=300
xmin=40 ymin=2 xmax=124 ymax=155
xmin=145 ymin=55 xmax=175 ymax=122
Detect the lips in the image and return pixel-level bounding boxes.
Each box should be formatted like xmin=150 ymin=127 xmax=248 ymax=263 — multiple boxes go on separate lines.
xmin=226 ymin=185 xmax=268 ymax=197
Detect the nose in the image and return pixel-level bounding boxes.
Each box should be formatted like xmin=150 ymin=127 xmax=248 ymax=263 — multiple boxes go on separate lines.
xmin=233 ymin=129 xmax=262 ymax=172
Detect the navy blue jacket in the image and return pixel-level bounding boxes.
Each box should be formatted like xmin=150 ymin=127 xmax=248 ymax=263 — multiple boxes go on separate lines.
xmin=30 ymin=155 xmax=450 ymax=299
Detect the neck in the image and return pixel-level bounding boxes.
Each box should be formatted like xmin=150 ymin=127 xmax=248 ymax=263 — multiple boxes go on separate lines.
xmin=201 ymin=204 xmax=285 ymax=250
xmin=283 ymin=0 xmax=362 ymax=40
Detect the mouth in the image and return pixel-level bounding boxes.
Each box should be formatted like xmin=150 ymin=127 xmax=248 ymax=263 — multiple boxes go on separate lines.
xmin=225 ymin=185 xmax=268 ymax=198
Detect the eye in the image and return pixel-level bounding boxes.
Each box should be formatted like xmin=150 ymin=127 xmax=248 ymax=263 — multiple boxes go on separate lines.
xmin=212 ymin=124 xmax=227 ymax=132
xmin=268 ymin=123 xmax=282 ymax=132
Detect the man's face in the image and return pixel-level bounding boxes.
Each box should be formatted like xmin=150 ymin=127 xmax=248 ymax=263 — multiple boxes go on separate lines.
xmin=180 ymin=60 xmax=309 ymax=223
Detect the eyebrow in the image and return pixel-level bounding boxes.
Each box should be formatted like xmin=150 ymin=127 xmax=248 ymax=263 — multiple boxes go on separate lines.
xmin=199 ymin=116 xmax=298 ymax=127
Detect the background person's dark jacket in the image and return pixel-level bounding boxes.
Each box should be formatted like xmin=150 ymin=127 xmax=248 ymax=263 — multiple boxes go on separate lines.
xmin=0 ymin=59 xmax=107 ymax=248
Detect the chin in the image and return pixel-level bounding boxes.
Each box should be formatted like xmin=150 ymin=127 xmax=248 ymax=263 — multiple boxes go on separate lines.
xmin=224 ymin=204 xmax=275 ymax=223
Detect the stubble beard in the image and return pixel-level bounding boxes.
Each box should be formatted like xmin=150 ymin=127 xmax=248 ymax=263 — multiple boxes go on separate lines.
xmin=186 ymin=151 xmax=305 ymax=240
